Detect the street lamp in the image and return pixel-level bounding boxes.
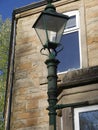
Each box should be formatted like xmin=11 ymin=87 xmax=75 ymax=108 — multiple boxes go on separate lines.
xmin=33 ymin=0 xmax=69 ymax=130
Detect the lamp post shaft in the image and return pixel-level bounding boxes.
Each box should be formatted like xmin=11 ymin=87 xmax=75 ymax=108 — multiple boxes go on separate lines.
xmin=45 ymin=55 xmax=59 ymax=130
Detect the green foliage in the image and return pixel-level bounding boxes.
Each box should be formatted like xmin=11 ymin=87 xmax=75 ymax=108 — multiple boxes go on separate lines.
xmin=0 ymin=16 xmax=11 ymax=130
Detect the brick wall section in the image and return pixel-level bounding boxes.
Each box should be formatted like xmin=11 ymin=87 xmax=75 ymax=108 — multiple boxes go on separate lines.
xmin=85 ymin=0 xmax=98 ymax=66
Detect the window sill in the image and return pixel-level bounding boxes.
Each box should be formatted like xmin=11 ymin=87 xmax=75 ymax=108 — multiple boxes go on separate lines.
xmin=58 ymin=66 xmax=98 ymax=95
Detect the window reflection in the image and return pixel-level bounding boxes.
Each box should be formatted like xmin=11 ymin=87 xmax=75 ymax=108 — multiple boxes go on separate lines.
xmin=79 ymin=110 xmax=98 ymax=130
xmin=57 ymin=31 xmax=80 ymax=73
xmin=65 ymin=15 xmax=76 ymax=29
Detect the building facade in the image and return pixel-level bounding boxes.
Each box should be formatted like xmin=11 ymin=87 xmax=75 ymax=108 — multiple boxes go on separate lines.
xmin=5 ymin=0 xmax=98 ymax=130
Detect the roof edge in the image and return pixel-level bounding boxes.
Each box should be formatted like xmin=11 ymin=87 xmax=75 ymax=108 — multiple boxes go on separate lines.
xmin=13 ymin=0 xmax=59 ymax=15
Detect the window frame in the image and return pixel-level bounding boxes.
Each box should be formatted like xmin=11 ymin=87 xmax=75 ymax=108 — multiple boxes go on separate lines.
xmin=57 ymin=10 xmax=82 ymax=74
xmin=74 ymin=105 xmax=98 ymax=130
xmin=63 ymin=11 xmax=80 ymax=34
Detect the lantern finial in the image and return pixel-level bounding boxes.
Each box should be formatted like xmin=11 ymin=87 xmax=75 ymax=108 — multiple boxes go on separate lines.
xmin=46 ymin=0 xmax=53 ymax=4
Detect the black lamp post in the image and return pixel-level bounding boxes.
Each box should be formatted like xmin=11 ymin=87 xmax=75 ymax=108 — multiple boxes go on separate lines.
xmin=33 ymin=0 xmax=69 ymax=130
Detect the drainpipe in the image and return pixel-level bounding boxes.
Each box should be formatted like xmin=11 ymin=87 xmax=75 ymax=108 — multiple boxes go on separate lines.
xmin=4 ymin=11 xmax=16 ymax=130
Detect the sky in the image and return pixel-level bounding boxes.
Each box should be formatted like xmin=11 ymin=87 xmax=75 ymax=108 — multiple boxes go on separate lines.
xmin=0 ymin=0 xmax=41 ymax=21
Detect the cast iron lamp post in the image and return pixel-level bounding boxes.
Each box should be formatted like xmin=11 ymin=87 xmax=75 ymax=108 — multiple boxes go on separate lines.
xmin=33 ymin=0 xmax=69 ymax=130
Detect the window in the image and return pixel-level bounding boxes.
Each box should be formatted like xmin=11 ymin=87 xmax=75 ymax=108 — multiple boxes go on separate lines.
xmin=57 ymin=11 xmax=81 ymax=73
xmin=74 ymin=105 xmax=98 ymax=130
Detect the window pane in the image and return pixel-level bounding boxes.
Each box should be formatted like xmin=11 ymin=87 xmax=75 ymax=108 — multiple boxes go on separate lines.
xmin=79 ymin=110 xmax=98 ymax=130
xmin=57 ymin=31 xmax=80 ymax=73
xmin=65 ymin=15 xmax=76 ymax=29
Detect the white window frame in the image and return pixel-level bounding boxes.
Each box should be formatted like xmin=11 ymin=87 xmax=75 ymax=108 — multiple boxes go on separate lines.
xmin=74 ymin=105 xmax=98 ymax=130
xmin=63 ymin=11 xmax=80 ymax=34
xmin=57 ymin=10 xmax=82 ymax=74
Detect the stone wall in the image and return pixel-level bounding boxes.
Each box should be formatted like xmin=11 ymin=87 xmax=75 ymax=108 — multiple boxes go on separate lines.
xmin=85 ymin=0 xmax=98 ymax=66
xmin=10 ymin=12 xmax=49 ymax=130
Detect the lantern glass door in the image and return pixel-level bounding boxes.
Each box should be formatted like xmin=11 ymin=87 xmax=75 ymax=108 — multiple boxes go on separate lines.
xmin=34 ymin=12 xmax=68 ymax=48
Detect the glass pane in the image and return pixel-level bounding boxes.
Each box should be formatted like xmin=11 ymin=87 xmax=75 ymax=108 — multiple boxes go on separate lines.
xmin=57 ymin=31 xmax=80 ymax=73
xmin=44 ymin=14 xmax=68 ymax=44
xmin=34 ymin=13 xmax=68 ymax=45
xmin=35 ymin=27 xmax=47 ymax=45
xmin=65 ymin=15 xmax=76 ymax=29
xmin=34 ymin=14 xmax=47 ymax=45
xmin=48 ymin=31 xmax=57 ymax=43
xmin=79 ymin=110 xmax=98 ymax=130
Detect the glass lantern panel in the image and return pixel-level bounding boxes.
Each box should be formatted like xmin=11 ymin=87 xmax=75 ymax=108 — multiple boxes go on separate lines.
xmin=34 ymin=14 xmax=47 ymax=45
xmin=35 ymin=27 xmax=47 ymax=45
xmin=48 ymin=31 xmax=57 ymax=43
xmin=34 ymin=12 xmax=68 ymax=46
xmin=44 ymin=14 xmax=68 ymax=44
